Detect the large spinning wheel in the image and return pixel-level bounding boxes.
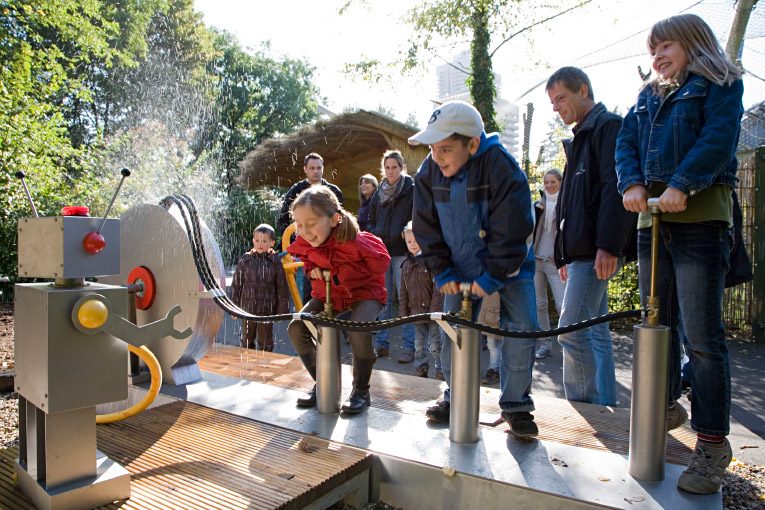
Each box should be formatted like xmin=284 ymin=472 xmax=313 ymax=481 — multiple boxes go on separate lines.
xmin=101 ymin=203 xmax=226 ymax=385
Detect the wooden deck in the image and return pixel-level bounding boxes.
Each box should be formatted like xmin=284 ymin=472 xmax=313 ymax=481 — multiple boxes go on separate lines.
xmin=1 ymin=401 xmax=370 ymax=510
xmin=199 ymin=343 xmax=697 ymax=465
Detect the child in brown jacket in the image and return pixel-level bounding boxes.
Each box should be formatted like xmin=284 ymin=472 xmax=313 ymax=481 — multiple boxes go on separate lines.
xmin=399 ymin=222 xmax=444 ymax=378
xmin=231 ymin=224 xmax=289 ymax=351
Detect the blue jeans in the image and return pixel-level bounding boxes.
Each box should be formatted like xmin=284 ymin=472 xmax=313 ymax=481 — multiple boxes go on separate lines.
xmin=374 ymin=255 xmax=415 ymax=351
xmin=415 ymin=323 xmax=441 ymax=370
xmin=557 ymin=259 xmax=620 ymax=406
xmin=439 ymin=277 xmax=537 ymax=412
xmin=638 ymin=222 xmax=731 ymax=436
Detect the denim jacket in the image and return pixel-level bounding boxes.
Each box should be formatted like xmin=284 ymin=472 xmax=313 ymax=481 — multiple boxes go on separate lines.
xmin=616 ymin=74 xmax=744 ymax=196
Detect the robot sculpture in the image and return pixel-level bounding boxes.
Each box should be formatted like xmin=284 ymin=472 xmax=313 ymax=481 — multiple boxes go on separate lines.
xmin=13 ymin=170 xmax=192 ymax=509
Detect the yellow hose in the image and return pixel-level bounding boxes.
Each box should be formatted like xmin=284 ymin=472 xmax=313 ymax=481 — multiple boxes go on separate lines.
xmin=281 ymin=223 xmax=304 ymax=310
xmin=96 ymin=344 xmax=162 ymax=424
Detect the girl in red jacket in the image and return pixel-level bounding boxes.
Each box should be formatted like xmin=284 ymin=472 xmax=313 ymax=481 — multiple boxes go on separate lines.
xmin=287 ymin=186 xmax=390 ymax=414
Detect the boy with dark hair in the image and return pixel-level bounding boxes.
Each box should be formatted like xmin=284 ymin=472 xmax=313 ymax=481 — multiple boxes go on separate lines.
xmin=409 ymin=100 xmax=540 ymax=437
xmin=231 ymin=223 xmax=290 ymax=351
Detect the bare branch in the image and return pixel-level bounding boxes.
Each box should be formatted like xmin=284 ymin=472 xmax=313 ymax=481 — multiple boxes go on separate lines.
xmin=489 ymin=0 xmax=593 ymax=58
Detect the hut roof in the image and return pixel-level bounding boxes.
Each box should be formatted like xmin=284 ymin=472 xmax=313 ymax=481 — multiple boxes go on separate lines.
xmin=237 ymin=110 xmax=429 ymax=207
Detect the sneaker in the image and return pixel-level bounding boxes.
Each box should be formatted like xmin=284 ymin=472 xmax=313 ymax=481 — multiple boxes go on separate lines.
xmin=667 ymin=401 xmax=688 ymax=431
xmin=416 ymin=364 xmax=429 ymax=378
xmin=481 ymin=368 xmax=500 ymax=385
xmin=434 ymin=370 xmax=445 ymax=381
xmin=502 ymin=411 xmax=539 ymax=438
xmin=375 ymin=347 xmax=389 ymax=358
xmin=398 ymin=351 xmax=414 ymax=363
xmin=535 ymin=343 xmax=551 ymax=359
xmin=677 ymin=438 xmax=732 ymax=494
xmin=425 ymin=400 xmax=450 ymax=423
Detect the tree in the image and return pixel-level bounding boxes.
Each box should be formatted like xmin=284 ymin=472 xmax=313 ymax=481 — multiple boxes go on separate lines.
xmin=726 ymin=0 xmax=759 ymax=63
xmin=1 ymin=0 xmax=119 ymax=279
xmin=402 ymin=0 xmax=591 ymax=129
xmin=200 ymin=31 xmax=320 ymax=192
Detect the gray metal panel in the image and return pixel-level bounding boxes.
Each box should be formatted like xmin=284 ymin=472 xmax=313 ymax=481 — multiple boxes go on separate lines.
xmin=15 ymin=450 xmax=130 ymax=510
xmin=17 ymin=217 xmax=120 ymax=279
xmin=44 ymin=408 xmax=97 ymax=489
xmin=100 ymin=203 xmax=224 ymax=384
xmin=14 ymin=284 xmax=128 ymax=412
xmin=62 ymin=217 xmax=120 ymax=278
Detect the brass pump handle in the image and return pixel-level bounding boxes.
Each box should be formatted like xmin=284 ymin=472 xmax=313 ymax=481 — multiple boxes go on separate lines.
xmin=647 ymin=197 xmax=661 ymax=327
xmin=322 ymin=270 xmax=333 ymax=317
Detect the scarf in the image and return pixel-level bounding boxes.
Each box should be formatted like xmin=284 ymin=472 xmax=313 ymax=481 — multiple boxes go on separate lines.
xmin=378 ymin=176 xmax=404 ymax=206
xmin=543 ymin=190 xmax=558 ymax=234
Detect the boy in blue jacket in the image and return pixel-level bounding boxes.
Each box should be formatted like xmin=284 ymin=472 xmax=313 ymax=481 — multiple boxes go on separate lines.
xmin=409 ymin=100 xmax=539 ymax=437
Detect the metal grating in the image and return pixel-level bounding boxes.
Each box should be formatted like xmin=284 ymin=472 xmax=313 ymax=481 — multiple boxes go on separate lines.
xmin=199 ymin=345 xmax=697 ymax=465
xmin=0 ymin=401 xmax=370 ymax=510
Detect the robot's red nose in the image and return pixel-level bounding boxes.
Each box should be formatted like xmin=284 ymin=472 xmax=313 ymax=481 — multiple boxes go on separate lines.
xmin=83 ymin=231 xmax=106 ymax=254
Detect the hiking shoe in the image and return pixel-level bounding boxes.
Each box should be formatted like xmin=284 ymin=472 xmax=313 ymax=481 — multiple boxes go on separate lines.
xmin=434 ymin=370 xmax=445 ymax=381
xmin=416 ymin=364 xmax=429 ymax=378
xmin=375 ymin=347 xmax=389 ymax=358
xmin=425 ymin=400 xmax=450 ymax=423
xmin=502 ymin=411 xmax=539 ymax=438
xmin=535 ymin=343 xmax=551 ymax=359
xmin=398 ymin=351 xmax=414 ymax=363
xmin=481 ymin=368 xmax=500 ymax=385
xmin=677 ymin=438 xmax=732 ymax=494
xmin=667 ymin=401 xmax=688 ymax=431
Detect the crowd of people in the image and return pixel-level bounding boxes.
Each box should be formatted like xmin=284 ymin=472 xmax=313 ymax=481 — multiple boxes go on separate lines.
xmin=229 ymin=14 xmax=746 ymax=495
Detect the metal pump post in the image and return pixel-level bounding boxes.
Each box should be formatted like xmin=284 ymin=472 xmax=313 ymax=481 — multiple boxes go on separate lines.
xmin=315 ymin=270 xmax=341 ymax=413
xmin=628 ymin=198 xmax=671 ymax=481
xmin=449 ymin=283 xmax=481 ymax=443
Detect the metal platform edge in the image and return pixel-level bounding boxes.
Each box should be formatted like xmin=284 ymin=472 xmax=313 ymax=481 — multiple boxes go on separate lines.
xmin=154 ymin=370 xmax=722 ymax=510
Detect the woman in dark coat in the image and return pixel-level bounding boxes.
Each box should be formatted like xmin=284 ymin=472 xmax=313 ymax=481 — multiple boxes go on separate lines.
xmin=367 ymin=150 xmax=415 ymax=362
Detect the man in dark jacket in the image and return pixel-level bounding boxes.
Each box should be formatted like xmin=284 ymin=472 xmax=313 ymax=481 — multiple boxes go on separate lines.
xmin=276 ymin=153 xmax=344 ymax=235
xmin=276 ymin=153 xmax=344 ymax=306
xmin=546 ymin=67 xmax=636 ymax=407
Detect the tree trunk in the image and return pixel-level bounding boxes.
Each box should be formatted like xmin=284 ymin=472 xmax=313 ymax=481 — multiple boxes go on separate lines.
xmin=725 ymin=0 xmax=758 ymax=63
xmin=469 ymin=0 xmax=498 ymax=132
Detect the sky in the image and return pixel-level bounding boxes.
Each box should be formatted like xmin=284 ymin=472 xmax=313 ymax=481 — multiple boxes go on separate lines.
xmin=193 ymin=0 xmax=764 ymax=157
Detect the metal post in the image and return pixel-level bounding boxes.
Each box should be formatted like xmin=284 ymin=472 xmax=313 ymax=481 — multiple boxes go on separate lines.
xmin=449 ymin=284 xmax=480 ymax=443
xmin=628 ymin=198 xmax=670 ymax=481
xmin=316 ymin=271 xmax=341 ymax=414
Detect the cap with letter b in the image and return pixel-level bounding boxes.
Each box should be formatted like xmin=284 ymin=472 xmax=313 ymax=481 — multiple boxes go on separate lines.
xmin=408 ymin=100 xmax=484 ymax=145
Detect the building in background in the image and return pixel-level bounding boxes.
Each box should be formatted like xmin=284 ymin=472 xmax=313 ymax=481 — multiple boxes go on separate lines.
xmin=435 ymin=51 xmax=520 ymax=161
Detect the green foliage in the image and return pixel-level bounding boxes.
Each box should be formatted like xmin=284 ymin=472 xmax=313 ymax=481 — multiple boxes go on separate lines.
xmin=213 ymin=187 xmax=285 ymax=267
xmin=0 ymin=0 xmax=120 ymax=280
xmin=609 ymin=261 xmax=640 ymax=312
xmin=202 ymin=31 xmax=320 ymax=191
xmin=467 ymin=1 xmax=498 ymax=132
xmin=0 ymin=0 xmax=322 ymax=280
xmin=401 ymin=1 xmax=585 ymax=132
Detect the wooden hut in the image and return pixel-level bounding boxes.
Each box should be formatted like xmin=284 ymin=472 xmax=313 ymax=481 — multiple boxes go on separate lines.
xmin=237 ymin=110 xmax=429 ymax=211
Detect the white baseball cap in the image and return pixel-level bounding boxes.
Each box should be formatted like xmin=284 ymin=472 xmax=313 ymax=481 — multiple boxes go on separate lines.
xmin=408 ymin=100 xmax=484 ymax=145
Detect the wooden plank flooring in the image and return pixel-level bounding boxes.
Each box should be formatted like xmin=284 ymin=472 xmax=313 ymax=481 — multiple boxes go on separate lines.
xmin=0 ymin=401 xmax=370 ymax=510
xmin=199 ymin=344 xmax=697 ymax=465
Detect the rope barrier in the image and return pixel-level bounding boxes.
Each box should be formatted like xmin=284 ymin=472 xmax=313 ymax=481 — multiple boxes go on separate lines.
xmin=164 ymin=195 xmax=644 ymax=340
